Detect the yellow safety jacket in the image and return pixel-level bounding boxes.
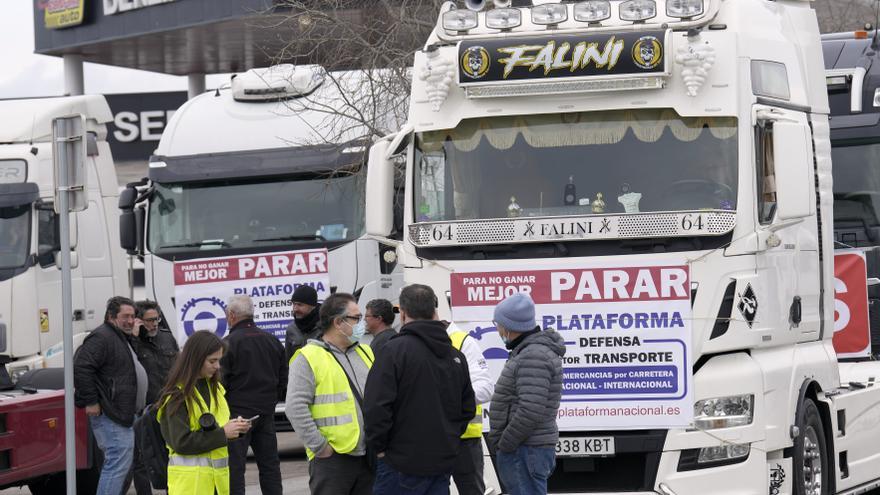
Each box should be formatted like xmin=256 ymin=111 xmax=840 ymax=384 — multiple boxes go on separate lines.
xmin=293 ymin=342 xmax=374 ymax=460
xmin=158 ymin=380 xmax=230 ymax=495
xmin=450 ymin=331 xmax=484 ymax=439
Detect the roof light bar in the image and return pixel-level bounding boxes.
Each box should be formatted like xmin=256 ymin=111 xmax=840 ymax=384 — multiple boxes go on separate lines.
xmin=442 ymin=8 xmax=478 ymax=31
xmin=573 ymin=1 xmax=611 ymax=22
xmin=531 ymin=3 xmax=568 ymax=25
xmin=619 ymin=0 xmax=657 ymax=22
xmin=486 ymin=7 xmax=522 ymax=29
xmin=666 ymin=0 xmax=703 ymax=18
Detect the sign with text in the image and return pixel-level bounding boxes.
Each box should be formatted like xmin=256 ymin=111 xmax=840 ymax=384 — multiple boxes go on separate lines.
xmin=173 ymin=249 xmax=330 ymax=342
xmin=41 ymin=0 xmax=84 ymax=29
xmin=458 ymin=30 xmax=669 ymax=86
xmin=450 ymin=260 xmax=693 ymax=430
xmin=833 ymin=250 xmax=871 ymax=358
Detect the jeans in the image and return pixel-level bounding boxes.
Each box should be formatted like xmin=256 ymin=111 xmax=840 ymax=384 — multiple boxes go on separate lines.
xmin=497 ymin=445 xmax=556 ymax=495
xmin=228 ymin=414 xmax=283 ymax=495
xmin=89 ymin=414 xmax=135 ymax=495
xmin=373 ymin=458 xmax=450 ymax=495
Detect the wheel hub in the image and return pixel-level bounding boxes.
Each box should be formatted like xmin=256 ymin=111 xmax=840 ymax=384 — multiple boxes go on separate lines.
xmin=802 ymin=427 xmax=822 ymax=495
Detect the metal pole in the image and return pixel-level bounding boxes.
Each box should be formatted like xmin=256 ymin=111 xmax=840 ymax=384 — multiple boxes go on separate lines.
xmin=63 ymin=55 xmax=84 ymax=96
xmin=58 ymin=129 xmax=77 ymax=495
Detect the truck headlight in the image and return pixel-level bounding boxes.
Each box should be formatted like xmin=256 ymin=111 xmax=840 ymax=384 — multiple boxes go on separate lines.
xmin=486 ymin=8 xmax=522 ymax=29
xmin=678 ymin=443 xmax=751 ymax=471
xmin=442 ymin=9 xmax=478 ymax=31
xmin=574 ymin=1 xmax=611 ymax=22
xmin=531 ymin=4 xmax=568 ymax=25
xmin=666 ymin=0 xmax=703 ymax=18
xmin=619 ymin=0 xmax=656 ymax=22
xmin=693 ymin=394 xmax=754 ymax=430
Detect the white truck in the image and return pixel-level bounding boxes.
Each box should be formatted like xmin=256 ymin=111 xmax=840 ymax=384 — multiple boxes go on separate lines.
xmin=366 ymin=0 xmax=880 ymax=493
xmin=0 ymin=95 xmax=128 ymax=378
xmin=119 ymin=64 xmax=403 ymax=343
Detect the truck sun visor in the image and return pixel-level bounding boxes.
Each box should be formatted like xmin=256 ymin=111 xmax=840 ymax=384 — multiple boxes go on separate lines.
xmin=149 ymin=143 xmax=367 ymax=184
xmin=0 ymin=183 xmax=38 ymax=208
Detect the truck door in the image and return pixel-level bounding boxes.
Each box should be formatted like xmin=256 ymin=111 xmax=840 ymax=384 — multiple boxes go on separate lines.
xmin=753 ymin=106 xmax=822 ymax=342
xmin=35 ymin=201 xmax=86 ymax=356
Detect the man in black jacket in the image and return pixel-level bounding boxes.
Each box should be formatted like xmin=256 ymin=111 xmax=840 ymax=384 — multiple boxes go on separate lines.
xmin=127 ymin=300 xmax=179 ymax=494
xmin=365 ymin=284 xmax=476 ymax=495
xmin=221 ymin=295 xmax=288 ymax=495
xmin=74 ymin=296 xmax=148 ymax=495
xmin=284 ymin=285 xmax=322 ymax=362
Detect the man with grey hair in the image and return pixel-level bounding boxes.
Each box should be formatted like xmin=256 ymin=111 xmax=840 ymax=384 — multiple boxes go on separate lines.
xmin=221 ymin=295 xmax=287 ymax=495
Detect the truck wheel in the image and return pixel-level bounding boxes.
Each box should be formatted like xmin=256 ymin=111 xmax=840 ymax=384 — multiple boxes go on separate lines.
xmin=794 ymin=399 xmax=829 ymax=495
xmin=27 ymin=473 xmax=65 ymax=495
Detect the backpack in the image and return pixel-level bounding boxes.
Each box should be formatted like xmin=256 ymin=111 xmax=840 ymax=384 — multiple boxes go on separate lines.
xmin=134 ymin=405 xmax=168 ymax=490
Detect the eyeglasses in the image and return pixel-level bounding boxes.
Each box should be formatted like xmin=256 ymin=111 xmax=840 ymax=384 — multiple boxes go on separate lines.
xmin=364 ymin=314 xmax=376 ymax=319
xmin=143 ymin=317 xmax=162 ymax=323
xmin=343 ymin=315 xmax=362 ymax=322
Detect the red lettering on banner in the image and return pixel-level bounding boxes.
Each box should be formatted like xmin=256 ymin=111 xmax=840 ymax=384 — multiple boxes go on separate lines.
xmin=833 ymin=252 xmax=871 ymax=357
xmin=451 ymin=266 xmax=689 ymax=306
xmin=174 ymin=250 xmax=329 ymax=285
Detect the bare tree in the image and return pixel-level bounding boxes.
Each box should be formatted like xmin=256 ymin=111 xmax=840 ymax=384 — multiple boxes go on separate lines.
xmin=252 ymin=1 xmax=442 ymax=145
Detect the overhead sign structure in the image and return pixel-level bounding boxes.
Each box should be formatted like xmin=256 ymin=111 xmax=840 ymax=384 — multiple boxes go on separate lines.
xmin=833 ymin=250 xmax=872 ymax=359
xmin=41 ymin=0 xmax=85 ymax=29
xmin=450 ymin=260 xmax=693 ymax=430
xmin=458 ymin=30 xmax=669 ymax=86
xmin=173 ymin=249 xmax=331 ymax=342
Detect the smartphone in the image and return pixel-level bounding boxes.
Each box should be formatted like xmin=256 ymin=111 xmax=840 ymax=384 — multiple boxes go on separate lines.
xmin=247 ymin=415 xmax=259 ymax=422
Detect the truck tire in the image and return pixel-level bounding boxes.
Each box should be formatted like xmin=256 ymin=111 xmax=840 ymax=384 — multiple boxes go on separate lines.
xmin=794 ymin=399 xmax=829 ymax=495
xmin=26 ymin=436 xmax=102 ymax=495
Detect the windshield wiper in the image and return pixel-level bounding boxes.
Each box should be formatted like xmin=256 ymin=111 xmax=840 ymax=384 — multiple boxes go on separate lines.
xmin=254 ymin=235 xmax=327 ymax=243
xmin=162 ymin=240 xmax=231 ymax=249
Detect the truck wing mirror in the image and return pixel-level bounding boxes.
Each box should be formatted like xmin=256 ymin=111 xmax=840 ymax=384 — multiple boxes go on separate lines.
xmin=366 ymin=139 xmax=394 ymax=237
xmin=55 ymin=250 xmax=78 ymax=270
xmin=772 ymin=121 xmax=814 ymax=220
xmin=120 ymin=210 xmax=138 ymax=254
xmin=119 ymin=186 xmax=137 ymax=210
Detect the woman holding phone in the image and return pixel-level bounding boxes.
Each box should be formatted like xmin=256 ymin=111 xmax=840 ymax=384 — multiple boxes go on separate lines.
xmin=157 ymin=330 xmax=251 ymax=495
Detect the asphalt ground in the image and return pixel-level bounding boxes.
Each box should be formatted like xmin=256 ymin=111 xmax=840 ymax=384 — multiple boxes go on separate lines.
xmin=0 ymin=431 xmax=310 ymax=495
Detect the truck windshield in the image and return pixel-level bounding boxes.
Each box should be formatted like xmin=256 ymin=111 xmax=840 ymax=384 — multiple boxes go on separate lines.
xmin=415 ymin=109 xmax=738 ymax=222
xmin=0 ymin=204 xmax=30 ymax=269
xmin=832 ymin=141 xmax=880 ymax=247
xmin=148 ymin=171 xmax=365 ymax=255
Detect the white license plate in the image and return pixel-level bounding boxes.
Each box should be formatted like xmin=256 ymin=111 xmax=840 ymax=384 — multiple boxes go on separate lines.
xmin=555 ymin=436 xmax=615 ymax=457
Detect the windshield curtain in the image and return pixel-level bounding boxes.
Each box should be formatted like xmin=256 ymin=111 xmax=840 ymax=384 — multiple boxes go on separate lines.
xmin=0 ymin=204 xmax=31 ymax=269
xmin=832 ymin=141 xmax=880 ymax=247
xmin=415 ymin=109 xmax=738 ymax=222
xmin=148 ymin=172 xmax=366 ymax=254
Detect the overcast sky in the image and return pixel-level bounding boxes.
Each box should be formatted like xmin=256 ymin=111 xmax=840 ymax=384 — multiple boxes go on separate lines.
xmin=0 ymin=0 xmax=228 ymax=98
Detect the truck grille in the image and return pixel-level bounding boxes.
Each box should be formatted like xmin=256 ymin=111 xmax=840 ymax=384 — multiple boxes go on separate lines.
xmin=547 ymin=430 xmax=666 ymax=493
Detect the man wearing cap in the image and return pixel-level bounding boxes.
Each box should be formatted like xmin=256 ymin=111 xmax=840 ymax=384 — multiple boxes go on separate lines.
xmin=285 ymin=285 xmax=322 ymax=362
xmin=489 ymin=293 xmax=566 ymax=495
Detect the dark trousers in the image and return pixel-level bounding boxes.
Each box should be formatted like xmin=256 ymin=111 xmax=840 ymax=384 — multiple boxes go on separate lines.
xmin=122 ymin=413 xmax=152 ymax=495
xmin=374 ymin=458 xmax=450 ymax=495
xmin=227 ymin=414 xmax=283 ymax=495
xmin=308 ymin=452 xmax=374 ymax=495
xmin=452 ymin=438 xmax=485 ymax=495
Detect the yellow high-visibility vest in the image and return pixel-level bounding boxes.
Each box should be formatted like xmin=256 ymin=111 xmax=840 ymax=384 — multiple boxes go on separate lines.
xmin=450 ymin=331 xmax=484 ymax=439
xmin=293 ymin=343 xmax=374 ymax=460
xmin=158 ymin=380 xmax=230 ymax=495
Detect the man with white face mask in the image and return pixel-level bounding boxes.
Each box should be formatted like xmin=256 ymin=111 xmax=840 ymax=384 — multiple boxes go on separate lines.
xmin=285 ymin=292 xmax=375 ymax=494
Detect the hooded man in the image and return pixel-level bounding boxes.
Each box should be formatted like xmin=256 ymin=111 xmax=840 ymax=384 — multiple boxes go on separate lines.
xmin=365 ymin=284 xmax=476 ymax=495
xmin=488 ymin=293 xmax=566 ymax=495
xmin=284 ymin=285 xmax=322 ymax=362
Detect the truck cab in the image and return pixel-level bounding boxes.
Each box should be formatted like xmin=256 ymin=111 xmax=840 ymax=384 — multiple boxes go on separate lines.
xmin=120 ymin=65 xmax=403 ymax=343
xmin=0 ymin=95 xmax=127 ymax=377
xmin=823 ymin=29 xmax=880 ymax=355
xmin=368 ymin=0 xmax=880 ymax=493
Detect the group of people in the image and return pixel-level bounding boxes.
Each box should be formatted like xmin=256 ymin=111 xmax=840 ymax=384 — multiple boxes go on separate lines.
xmin=73 ymin=283 xmax=566 ymax=495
